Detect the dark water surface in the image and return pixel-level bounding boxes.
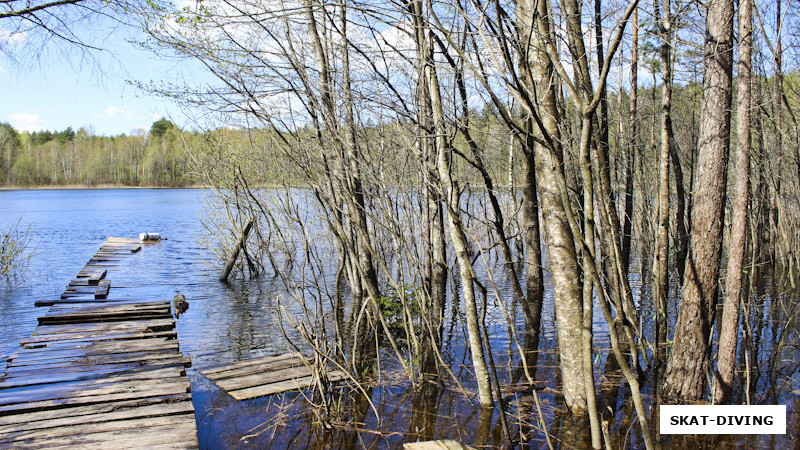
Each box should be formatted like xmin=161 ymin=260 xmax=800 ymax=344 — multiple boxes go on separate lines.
xmin=1 ymin=189 xmax=798 ymax=449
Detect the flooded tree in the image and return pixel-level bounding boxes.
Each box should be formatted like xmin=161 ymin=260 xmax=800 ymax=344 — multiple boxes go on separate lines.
xmin=713 ymin=0 xmax=753 ymax=404
xmin=663 ymin=0 xmax=734 ymax=402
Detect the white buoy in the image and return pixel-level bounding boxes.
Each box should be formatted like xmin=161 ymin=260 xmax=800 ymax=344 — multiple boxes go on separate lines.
xmin=139 ymin=232 xmax=162 ymax=241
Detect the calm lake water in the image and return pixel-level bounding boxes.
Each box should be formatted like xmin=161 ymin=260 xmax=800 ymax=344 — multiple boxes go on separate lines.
xmin=0 ymin=188 xmax=797 ymax=449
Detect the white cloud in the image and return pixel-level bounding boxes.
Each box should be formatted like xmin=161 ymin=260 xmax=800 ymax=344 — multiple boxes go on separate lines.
xmin=0 ymin=28 xmax=26 ymax=45
xmin=8 ymin=112 xmax=47 ymax=132
xmin=93 ymin=105 xmax=126 ymax=119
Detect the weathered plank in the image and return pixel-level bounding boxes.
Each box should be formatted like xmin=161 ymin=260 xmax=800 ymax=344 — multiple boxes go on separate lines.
xmin=0 ymin=400 xmax=194 ymax=434
xmin=2 ymin=422 xmax=198 ymax=449
xmin=38 ymin=304 xmax=172 ymax=325
xmin=0 ymin=393 xmax=192 ymax=426
xmin=8 ymin=348 xmax=183 ymax=368
xmin=0 ymin=415 xmax=197 ymax=446
xmin=203 ymin=354 xmax=308 ymax=381
xmin=0 ymin=382 xmax=191 ymax=415
xmin=47 ymin=301 xmax=171 ymax=314
xmin=30 ymin=318 xmax=175 ymax=337
xmin=88 ymin=270 xmax=107 ymax=285
xmin=215 ymin=366 xmax=311 ymax=392
xmin=11 ymin=336 xmax=179 ymax=358
xmin=226 ymin=372 xmax=346 ymax=401
xmin=3 ymin=356 xmax=189 ymax=380
xmin=37 ymin=297 xmax=158 ymax=307
xmin=0 ymin=402 xmax=194 ymax=435
xmin=199 ymin=352 xmax=345 ymax=401
xmin=0 ymin=367 xmax=188 ymax=395
xmin=95 ymin=280 xmax=111 ymax=299
xmin=21 ymin=329 xmax=177 ymax=347
xmin=201 ymin=353 xmax=300 ymax=376
xmin=0 ymin=364 xmax=187 ymax=389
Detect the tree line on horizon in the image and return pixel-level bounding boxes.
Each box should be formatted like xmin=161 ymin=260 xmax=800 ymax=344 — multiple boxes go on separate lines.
xmin=0 ymin=118 xmax=193 ymax=187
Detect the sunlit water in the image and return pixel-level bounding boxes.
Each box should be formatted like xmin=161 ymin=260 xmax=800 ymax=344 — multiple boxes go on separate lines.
xmin=0 ymin=189 xmax=797 ymax=448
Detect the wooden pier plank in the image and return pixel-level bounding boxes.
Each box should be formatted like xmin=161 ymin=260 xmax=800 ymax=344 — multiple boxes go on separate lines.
xmin=0 ymin=364 xmax=187 ymax=389
xmin=30 ymin=318 xmax=175 ymax=337
xmin=94 ymin=280 xmax=111 ymax=299
xmin=226 ymin=372 xmax=347 ymax=401
xmin=200 ymin=353 xmax=346 ymax=401
xmin=0 ymin=418 xmax=198 ymax=448
xmin=0 ymin=401 xmax=194 ymax=434
xmin=7 ymin=348 xmax=184 ymax=369
xmin=87 ymin=270 xmax=107 ymax=286
xmin=215 ymin=366 xmax=311 ymax=391
xmin=3 ymin=356 xmax=189 ymax=380
xmin=0 ymin=393 xmax=192 ymax=426
xmin=203 ymin=354 xmax=308 ymax=381
xmin=201 ymin=353 xmax=300 ymax=376
xmin=37 ymin=304 xmax=172 ymax=325
xmin=21 ymin=330 xmax=177 ymax=348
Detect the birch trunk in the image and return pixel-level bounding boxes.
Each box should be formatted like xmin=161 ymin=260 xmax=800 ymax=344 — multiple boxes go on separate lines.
xmin=427 ymin=41 xmax=493 ymax=408
xmin=516 ymin=0 xmax=587 ymax=414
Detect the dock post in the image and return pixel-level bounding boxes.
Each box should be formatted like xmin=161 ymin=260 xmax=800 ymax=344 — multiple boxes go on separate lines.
xmin=220 ymin=218 xmax=255 ymax=282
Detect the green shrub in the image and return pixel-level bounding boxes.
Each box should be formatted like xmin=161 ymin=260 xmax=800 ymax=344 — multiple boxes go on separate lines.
xmin=1 ymin=220 xmax=33 ymax=278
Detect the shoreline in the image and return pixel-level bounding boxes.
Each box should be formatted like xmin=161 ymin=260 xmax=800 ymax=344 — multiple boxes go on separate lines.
xmin=0 ymin=184 xmax=207 ymax=191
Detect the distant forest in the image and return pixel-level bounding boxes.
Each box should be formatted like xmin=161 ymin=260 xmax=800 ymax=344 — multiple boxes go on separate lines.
xmin=0 ymin=118 xmax=193 ymax=187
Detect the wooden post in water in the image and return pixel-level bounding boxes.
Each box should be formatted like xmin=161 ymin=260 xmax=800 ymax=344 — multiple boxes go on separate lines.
xmin=220 ymin=218 xmax=255 ymax=282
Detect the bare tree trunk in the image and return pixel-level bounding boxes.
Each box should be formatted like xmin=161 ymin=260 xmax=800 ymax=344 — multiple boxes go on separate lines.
xmin=773 ymin=1 xmax=783 ymax=278
xmin=579 ymin=116 xmax=602 ymax=449
xmin=594 ymin=0 xmax=610 ymax=210
xmin=713 ymin=0 xmax=751 ymax=404
xmin=521 ymin=129 xmax=544 ymax=336
xmin=670 ymin=134 xmax=688 ymax=283
xmin=621 ymin=5 xmax=637 ymax=274
xmin=517 ymin=0 xmax=587 ymax=415
xmin=410 ymin=0 xmax=447 ymax=372
xmin=427 ymin=38 xmax=493 ymax=408
xmin=654 ymin=0 xmax=672 ymax=365
xmin=663 ymin=0 xmax=734 ymax=402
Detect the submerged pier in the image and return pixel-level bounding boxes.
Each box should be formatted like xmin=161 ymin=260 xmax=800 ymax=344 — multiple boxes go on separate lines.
xmin=0 ymin=237 xmax=198 ymax=448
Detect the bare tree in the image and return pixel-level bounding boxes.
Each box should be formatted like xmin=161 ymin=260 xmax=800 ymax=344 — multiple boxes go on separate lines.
xmin=653 ymin=0 xmax=674 ymax=367
xmin=663 ymin=0 xmax=734 ymax=402
xmin=713 ymin=0 xmax=752 ymax=404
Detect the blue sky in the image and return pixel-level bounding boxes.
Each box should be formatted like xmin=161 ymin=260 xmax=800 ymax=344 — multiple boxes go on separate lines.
xmin=1 ymin=21 xmax=199 ymax=136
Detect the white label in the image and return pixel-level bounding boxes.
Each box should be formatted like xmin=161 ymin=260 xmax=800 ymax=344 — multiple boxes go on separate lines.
xmin=660 ymin=405 xmax=786 ymax=434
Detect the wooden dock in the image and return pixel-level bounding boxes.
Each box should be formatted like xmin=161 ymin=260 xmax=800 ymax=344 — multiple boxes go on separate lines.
xmin=0 ymin=237 xmax=198 ymax=449
xmin=199 ymin=353 xmax=346 ymax=401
